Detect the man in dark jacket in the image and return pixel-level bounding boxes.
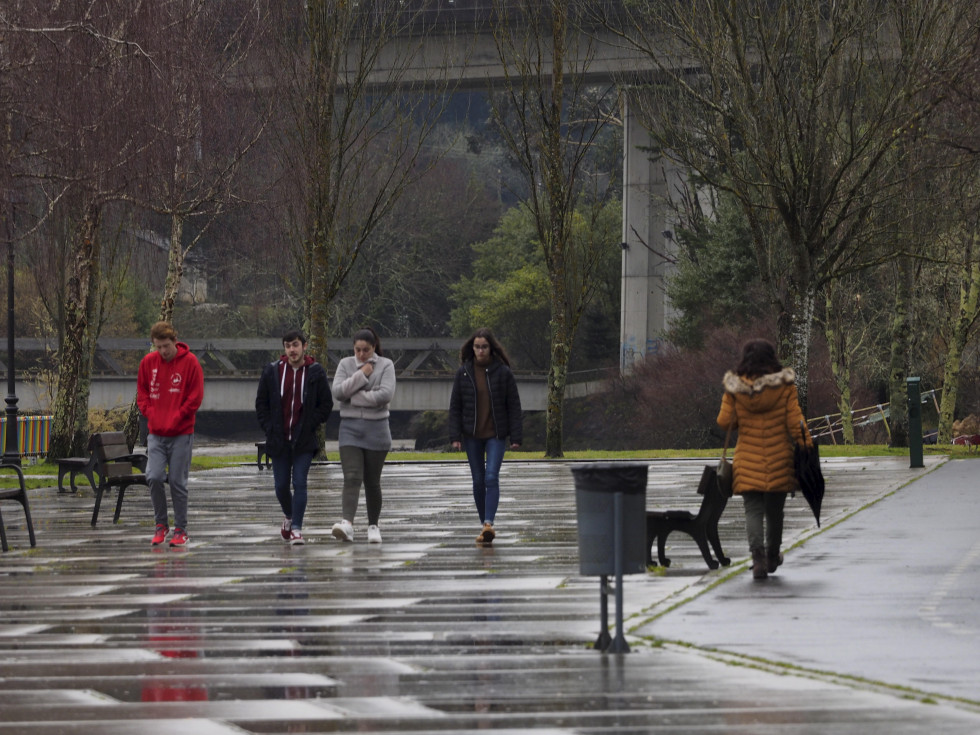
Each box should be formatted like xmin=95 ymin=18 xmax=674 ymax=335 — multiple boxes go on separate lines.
xmin=256 ymin=330 xmax=332 ymax=545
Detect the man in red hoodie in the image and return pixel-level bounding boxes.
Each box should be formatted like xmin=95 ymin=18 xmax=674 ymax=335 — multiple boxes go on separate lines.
xmin=137 ymin=321 xmax=204 ymax=548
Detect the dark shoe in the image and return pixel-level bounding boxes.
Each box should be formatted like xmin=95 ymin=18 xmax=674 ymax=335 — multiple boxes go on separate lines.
xmin=766 ymin=548 xmax=784 ymax=574
xmin=751 ymin=548 xmax=768 ymax=580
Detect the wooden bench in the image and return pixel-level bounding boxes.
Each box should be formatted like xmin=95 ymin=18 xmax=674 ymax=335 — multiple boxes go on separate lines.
xmin=256 ymin=441 xmax=271 ymax=470
xmin=56 ymin=436 xmax=100 ymax=494
xmin=90 ymin=431 xmax=150 ymax=526
xmin=646 ymin=470 xmax=731 ymax=570
xmin=0 ymin=462 xmax=37 ymax=552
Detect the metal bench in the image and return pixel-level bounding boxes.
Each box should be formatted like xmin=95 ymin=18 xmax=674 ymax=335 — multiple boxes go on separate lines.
xmin=0 ymin=462 xmax=37 ymax=552
xmin=90 ymin=431 xmax=150 ymax=526
xmin=56 ymin=436 xmax=99 ymax=494
xmin=646 ymin=470 xmax=731 ymax=570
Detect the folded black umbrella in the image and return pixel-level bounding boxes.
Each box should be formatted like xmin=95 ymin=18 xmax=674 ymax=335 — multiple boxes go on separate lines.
xmin=793 ymin=422 xmax=825 ymax=527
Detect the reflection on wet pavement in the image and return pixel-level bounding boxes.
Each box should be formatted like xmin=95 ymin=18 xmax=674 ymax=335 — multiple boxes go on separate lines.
xmin=2 ymin=455 xmax=976 ymax=733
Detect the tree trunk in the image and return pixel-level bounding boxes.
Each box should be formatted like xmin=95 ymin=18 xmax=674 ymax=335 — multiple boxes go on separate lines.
xmin=123 ymin=397 xmax=141 ymax=450
xmin=824 ymin=287 xmax=855 ymax=444
xmin=545 ymin=308 xmax=571 ymax=459
xmin=124 ymin=211 xmax=188 ymax=448
xmin=887 ymin=257 xmax=912 ymax=447
xmin=307 ymin=228 xmax=331 ymax=362
xmin=787 ymin=284 xmax=815 ymax=416
xmin=160 ymin=212 xmax=185 ymax=323
xmin=307 ymin=228 xmax=332 ymax=460
xmin=49 ymin=202 xmax=101 ymax=459
xmin=938 ymin=257 xmax=980 ymax=443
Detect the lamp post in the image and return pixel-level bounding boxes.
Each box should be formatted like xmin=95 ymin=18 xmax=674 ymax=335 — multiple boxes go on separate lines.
xmin=2 ymin=198 xmax=19 ymax=468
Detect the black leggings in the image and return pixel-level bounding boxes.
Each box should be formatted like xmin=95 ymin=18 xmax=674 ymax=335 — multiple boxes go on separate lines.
xmin=339 ymin=446 xmax=388 ymax=526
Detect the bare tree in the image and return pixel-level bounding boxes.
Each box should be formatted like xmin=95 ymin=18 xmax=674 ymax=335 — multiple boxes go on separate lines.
xmin=487 ymin=1 xmax=620 ymax=457
xmin=121 ymin=0 xmax=270 ymax=447
xmin=606 ymin=0 xmax=978 ymax=409
xmin=134 ymin=1 xmax=268 ymax=322
xmin=267 ymin=1 xmax=462 ymax=360
xmin=14 ymin=2 xmax=161 ymax=457
xmin=925 ymin=45 xmax=980 ymax=442
xmin=922 ymin=163 xmax=980 ymax=443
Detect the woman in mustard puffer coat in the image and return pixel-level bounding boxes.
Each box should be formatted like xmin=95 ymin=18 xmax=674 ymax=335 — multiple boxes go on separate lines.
xmin=716 ymin=339 xmax=810 ymax=580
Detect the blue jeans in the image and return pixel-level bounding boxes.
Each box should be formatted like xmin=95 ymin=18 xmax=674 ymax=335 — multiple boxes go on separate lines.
xmin=463 ymin=437 xmax=506 ymax=525
xmin=272 ymin=449 xmax=314 ymax=530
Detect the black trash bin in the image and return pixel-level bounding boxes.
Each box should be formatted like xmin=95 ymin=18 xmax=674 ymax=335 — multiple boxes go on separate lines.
xmin=572 ymin=462 xmax=648 ymax=576
xmin=571 ymin=462 xmax=649 ymax=653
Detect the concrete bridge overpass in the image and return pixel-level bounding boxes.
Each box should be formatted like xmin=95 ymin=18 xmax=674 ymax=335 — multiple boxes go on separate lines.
xmin=5 ymin=338 xmax=606 ymax=413
xmin=351 ymin=0 xmax=679 ymax=370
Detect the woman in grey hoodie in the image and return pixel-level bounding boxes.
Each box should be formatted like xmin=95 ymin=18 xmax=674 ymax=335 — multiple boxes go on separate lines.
xmin=330 ymin=326 xmax=396 ymax=544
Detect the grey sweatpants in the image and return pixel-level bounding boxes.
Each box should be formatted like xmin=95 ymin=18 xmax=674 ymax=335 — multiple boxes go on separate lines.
xmin=146 ymin=433 xmax=193 ymax=531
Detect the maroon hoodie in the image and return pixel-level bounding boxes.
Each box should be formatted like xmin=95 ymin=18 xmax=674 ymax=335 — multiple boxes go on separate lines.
xmin=278 ymin=354 xmax=314 ymax=441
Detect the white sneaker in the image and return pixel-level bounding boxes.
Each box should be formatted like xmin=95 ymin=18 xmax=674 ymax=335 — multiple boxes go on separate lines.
xmin=367 ymin=525 xmax=382 ymax=544
xmin=331 ymin=520 xmax=354 ymax=542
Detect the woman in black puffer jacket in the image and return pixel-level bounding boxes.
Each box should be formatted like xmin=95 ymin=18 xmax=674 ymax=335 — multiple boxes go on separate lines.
xmin=449 ymin=328 xmax=523 ymax=545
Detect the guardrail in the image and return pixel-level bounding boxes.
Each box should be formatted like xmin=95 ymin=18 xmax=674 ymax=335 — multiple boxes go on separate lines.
xmin=2 ymin=337 xmax=469 ymax=377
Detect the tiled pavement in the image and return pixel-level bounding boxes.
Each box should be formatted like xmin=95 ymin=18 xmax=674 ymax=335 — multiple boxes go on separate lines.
xmin=1 ymin=453 xmax=978 ymax=733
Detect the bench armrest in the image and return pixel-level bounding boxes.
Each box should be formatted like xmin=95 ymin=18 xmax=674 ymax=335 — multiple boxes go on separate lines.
xmin=117 ymin=453 xmax=149 ymax=472
xmin=102 ymin=453 xmax=148 ymax=472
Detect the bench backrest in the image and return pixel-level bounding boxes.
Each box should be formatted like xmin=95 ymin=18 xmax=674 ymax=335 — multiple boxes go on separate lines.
xmin=694 ymin=469 xmax=730 ymax=522
xmin=91 ymin=432 xmax=137 ymax=478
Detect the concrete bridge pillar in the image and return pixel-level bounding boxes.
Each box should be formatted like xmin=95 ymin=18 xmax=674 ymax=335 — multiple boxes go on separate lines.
xmin=620 ymin=97 xmax=681 ymax=373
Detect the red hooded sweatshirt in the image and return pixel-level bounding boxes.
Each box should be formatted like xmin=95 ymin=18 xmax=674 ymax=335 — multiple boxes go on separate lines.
xmin=137 ymin=342 xmax=204 ymax=436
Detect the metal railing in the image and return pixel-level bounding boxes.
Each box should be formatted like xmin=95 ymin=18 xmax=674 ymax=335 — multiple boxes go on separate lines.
xmin=807 ymin=389 xmax=940 ymax=444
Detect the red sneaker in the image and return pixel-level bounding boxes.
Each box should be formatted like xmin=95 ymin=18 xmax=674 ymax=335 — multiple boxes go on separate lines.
xmin=281 ymin=517 xmax=292 ymax=540
xmin=169 ymin=528 xmax=189 ymax=547
xmin=151 ymin=525 xmax=169 ymax=546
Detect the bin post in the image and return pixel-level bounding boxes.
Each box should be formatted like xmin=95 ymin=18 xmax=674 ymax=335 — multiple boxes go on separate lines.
xmin=906 ymin=377 xmax=924 ymax=469
xmin=596 ymin=577 xmax=612 ymax=652
xmin=609 ymin=489 xmax=630 ymax=653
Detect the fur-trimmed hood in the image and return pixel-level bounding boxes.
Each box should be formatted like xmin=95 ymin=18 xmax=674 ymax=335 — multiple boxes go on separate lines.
xmin=722 ymin=367 xmax=796 ymax=395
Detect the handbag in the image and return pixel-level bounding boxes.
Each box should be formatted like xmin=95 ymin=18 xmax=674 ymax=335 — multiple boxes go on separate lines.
xmin=698 ymin=426 xmax=733 ymax=498
xmin=716 ymin=426 xmax=733 ymax=497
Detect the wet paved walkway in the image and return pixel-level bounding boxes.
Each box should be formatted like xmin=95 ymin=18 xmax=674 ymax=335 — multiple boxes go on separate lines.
xmin=1 ymin=453 xmax=978 ymax=733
